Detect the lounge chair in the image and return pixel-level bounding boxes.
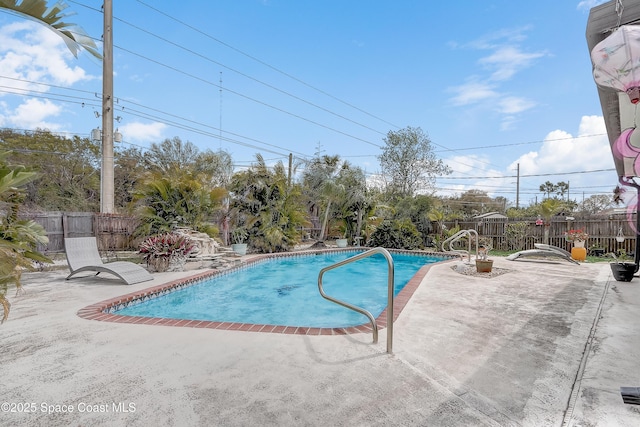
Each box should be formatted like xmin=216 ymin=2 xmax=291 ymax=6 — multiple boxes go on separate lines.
xmin=65 ymin=237 xmax=154 ymax=285
xmin=506 ymin=243 xmax=579 ymax=265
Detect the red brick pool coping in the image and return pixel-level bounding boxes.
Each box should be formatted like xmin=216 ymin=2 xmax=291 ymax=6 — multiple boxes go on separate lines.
xmin=77 ymin=250 xmax=455 ymax=336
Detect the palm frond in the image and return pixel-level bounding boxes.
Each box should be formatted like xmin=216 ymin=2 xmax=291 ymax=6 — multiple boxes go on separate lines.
xmin=0 ymin=0 xmax=102 ymax=59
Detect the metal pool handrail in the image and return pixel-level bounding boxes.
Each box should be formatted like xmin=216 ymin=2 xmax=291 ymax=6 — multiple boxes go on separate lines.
xmin=317 ymin=247 xmax=395 ymax=354
xmin=441 ymin=229 xmax=478 ymax=262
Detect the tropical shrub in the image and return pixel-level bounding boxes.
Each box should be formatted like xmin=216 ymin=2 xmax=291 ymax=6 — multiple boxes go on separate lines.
xmin=0 ymin=151 xmax=52 ymax=323
xmin=139 ymin=232 xmax=196 ymax=272
xmin=133 ymin=171 xmax=226 ymax=237
xmin=229 ymin=154 xmax=308 ymax=253
xmin=395 ymin=195 xmax=434 ymax=247
xmin=505 ymin=222 xmax=530 ymax=251
xmin=429 ymin=224 xmax=460 ymax=251
xmin=366 ymin=219 xmax=422 ymax=250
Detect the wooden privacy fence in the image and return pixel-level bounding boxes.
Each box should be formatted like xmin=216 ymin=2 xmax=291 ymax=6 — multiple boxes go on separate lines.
xmin=21 ymin=212 xmax=141 ymax=253
xmin=20 ymin=211 xmax=639 ymax=255
xmin=441 ymin=215 xmax=637 ymax=254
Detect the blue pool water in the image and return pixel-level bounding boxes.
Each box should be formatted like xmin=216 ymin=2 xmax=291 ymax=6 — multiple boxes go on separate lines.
xmin=117 ymin=251 xmax=445 ymax=328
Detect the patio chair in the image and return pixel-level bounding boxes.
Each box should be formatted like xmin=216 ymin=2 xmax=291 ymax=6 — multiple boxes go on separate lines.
xmin=65 ymin=237 xmax=153 ymax=285
xmin=506 ymin=243 xmax=579 ymax=265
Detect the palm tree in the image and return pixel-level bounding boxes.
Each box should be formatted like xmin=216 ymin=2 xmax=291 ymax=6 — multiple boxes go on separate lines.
xmin=133 ymin=171 xmax=226 ymax=237
xmin=318 ymin=179 xmax=346 ymax=240
xmin=229 ymin=154 xmax=308 ymax=252
xmin=302 ymin=155 xmax=343 ymax=241
xmin=539 ymin=199 xmax=563 ymax=244
xmin=539 ymin=181 xmax=557 ymax=199
xmin=334 ymin=164 xmax=369 ymax=242
xmin=427 ymin=209 xmax=446 ymax=238
xmin=0 ymin=152 xmax=51 ymax=323
xmin=0 ymin=0 xmax=101 ymax=59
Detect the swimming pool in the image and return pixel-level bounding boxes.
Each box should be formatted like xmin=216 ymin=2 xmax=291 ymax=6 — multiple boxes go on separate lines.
xmin=112 ymin=250 xmax=445 ymax=328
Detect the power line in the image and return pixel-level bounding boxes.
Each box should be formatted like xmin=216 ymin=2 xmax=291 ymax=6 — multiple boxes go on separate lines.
xmin=113 ymin=43 xmax=383 ymax=148
xmin=108 ymin=12 xmax=388 ymax=138
xmin=433 ymin=133 xmax=608 ymax=153
xmin=115 ymin=97 xmax=311 ymax=158
xmin=1 ymin=4 xmax=614 ymax=185
xmin=0 ymin=85 xmax=100 ymax=108
xmin=132 ymin=0 xmax=401 ymax=130
xmin=437 ymin=168 xmax=616 ymax=180
xmin=0 ymin=76 xmax=313 ymax=158
xmin=66 ymin=0 xmax=385 ymax=149
xmin=0 ymin=75 xmax=96 ymax=96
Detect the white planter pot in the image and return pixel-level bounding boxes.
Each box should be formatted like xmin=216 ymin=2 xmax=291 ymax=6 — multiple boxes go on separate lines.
xmin=336 ymin=238 xmax=348 ymax=248
xmin=231 ymin=243 xmax=247 ymax=255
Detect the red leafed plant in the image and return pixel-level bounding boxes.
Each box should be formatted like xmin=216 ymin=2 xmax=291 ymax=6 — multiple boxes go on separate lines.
xmin=139 ymin=232 xmax=196 ymax=271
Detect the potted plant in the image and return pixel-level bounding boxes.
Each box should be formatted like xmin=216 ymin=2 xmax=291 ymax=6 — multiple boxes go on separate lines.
xmin=608 ymin=250 xmax=636 ymax=282
xmin=475 ymin=244 xmax=493 ymax=273
xmin=335 ymin=228 xmax=348 ymax=247
xmin=139 ymin=232 xmax=196 ymax=272
xmin=565 ymin=228 xmax=588 ymax=261
xmin=231 ymin=228 xmax=248 ymax=256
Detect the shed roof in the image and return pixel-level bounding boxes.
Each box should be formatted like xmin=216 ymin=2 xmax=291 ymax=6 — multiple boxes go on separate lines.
xmin=473 ymin=212 xmax=507 ymax=219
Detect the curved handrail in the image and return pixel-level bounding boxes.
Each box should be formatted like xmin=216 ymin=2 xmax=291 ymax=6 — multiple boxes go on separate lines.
xmin=441 ymin=229 xmax=466 ymax=252
xmin=317 ymin=247 xmax=395 ymax=354
xmin=441 ymin=229 xmax=479 ymax=262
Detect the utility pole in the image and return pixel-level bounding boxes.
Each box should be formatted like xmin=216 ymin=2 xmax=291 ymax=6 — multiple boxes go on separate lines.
xmin=516 ymin=163 xmax=520 ymax=209
xmin=288 ymin=153 xmax=292 ymax=188
xmin=219 ymin=71 xmax=222 ymax=150
xmin=101 ymin=0 xmax=114 ymax=213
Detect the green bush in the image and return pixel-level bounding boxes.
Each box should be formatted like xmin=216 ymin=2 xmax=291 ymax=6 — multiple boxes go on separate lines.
xmin=505 ymin=222 xmax=529 ymax=251
xmin=366 ymin=219 xmax=422 ymax=250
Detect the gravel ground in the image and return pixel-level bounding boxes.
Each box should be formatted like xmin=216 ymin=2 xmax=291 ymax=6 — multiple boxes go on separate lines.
xmin=450 ymin=261 xmax=512 ymax=278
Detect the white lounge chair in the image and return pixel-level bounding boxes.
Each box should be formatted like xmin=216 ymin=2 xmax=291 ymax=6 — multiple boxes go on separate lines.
xmin=65 ymin=237 xmax=154 ymax=285
xmin=506 ymin=243 xmax=579 ymax=265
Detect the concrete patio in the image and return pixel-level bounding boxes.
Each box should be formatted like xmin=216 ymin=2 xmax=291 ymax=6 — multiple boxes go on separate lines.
xmin=1 ymin=255 xmax=639 ymax=426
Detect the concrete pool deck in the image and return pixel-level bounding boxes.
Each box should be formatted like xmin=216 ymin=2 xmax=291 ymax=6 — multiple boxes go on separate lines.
xmin=2 ymin=255 xmax=640 ymax=426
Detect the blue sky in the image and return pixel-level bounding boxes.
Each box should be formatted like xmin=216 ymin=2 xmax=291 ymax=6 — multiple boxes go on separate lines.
xmin=0 ymin=0 xmax=619 ymax=207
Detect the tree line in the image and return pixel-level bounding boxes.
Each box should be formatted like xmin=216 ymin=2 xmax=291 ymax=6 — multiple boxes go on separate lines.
xmin=0 ymin=127 xmax=452 ymax=249
xmin=0 ymin=127 xmax=617 ymax=253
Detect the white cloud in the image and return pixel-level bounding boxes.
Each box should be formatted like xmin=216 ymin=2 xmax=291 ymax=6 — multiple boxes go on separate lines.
xmin=467 ymin=26 xmax=532 ymax=50
xmin=0 ymin=101 xmax=7 ymax=126
xmin=439 ymin=154 xmax=507 ymax=198
xmin=119 ymin=121 xmax=167 ymax=142
xmin=509 ymin=115 xmax=610 ymax=175
xmin=499 ymin=115 xmax=519 ymax=131
xmin=0 ymin=21 xmax=97 ymax=130
xmin=577 ymin=1 xmax=609 ymax=12
xmin=448 ymin=81 xmax=498 ymax=106
xmin=437 ymin=116 xmax=614 ymax=202
xmin=497 ymin=96 xmax=536 ymax=115
xmin=446 ymin=26 xmax=545 ymax=131
xmin=480 ymin=46 xmax=547 ymax=81
xmin=9 ymin=98 xmax=63 ymax=130
xmin=0 ymin=22 xmax=95 ymax=88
